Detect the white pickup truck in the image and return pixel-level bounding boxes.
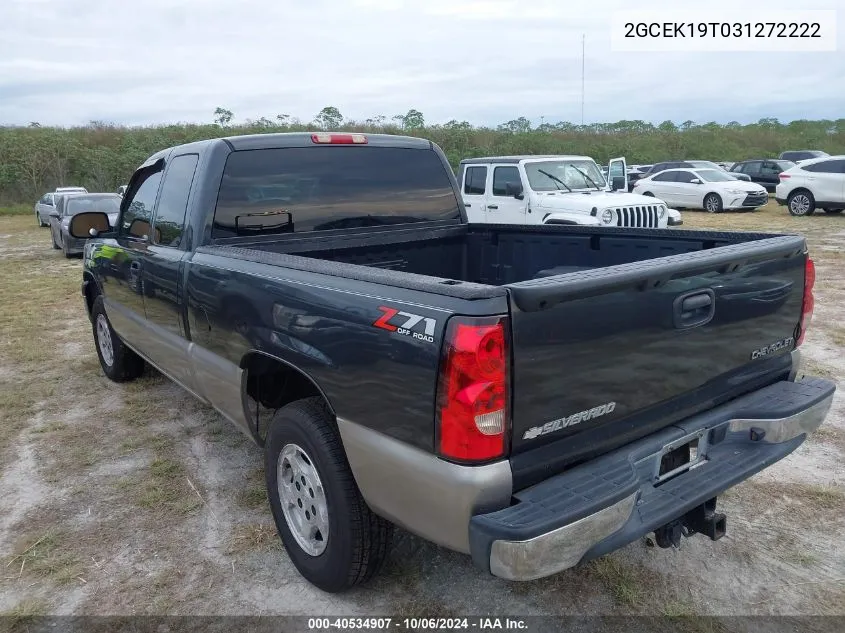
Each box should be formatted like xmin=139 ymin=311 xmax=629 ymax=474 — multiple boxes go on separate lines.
xmin=457 ymin=155 xmax=681 ymax=228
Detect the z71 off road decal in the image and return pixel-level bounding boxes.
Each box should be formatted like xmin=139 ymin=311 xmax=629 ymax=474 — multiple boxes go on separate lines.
xmin=523 ymin=402 xmax=617 ymax=440
xmin=372 ymin=306 xmax=436 ymax=343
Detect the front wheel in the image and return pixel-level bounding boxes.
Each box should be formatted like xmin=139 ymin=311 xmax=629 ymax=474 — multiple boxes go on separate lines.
xmin=91 ymin=295 xmax=145 ymax=382
xmin=265 ymin=397 xmax=393 ymax=592
xmin=704 ymin=193 xmax=723 ymax=213
xmin=787 ymin=191 xmax=815 ymax=216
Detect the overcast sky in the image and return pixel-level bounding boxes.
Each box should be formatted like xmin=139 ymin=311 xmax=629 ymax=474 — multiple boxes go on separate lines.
xmin=1 ymin=0 xmax=842 ymax=127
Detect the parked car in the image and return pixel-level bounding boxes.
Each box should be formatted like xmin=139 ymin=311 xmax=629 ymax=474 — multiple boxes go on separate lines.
xmin=34 ymin=192 xmax=57 ymax=227
xmin=626 ymin=165 xmax=651 ymax=192
xmin=730 ymin=159 xmax=795 ymax=193
xmin=67 ymin=131 xmax=832 ymax=592
xmin=49 ymin=193 xmax=121 ymax=257
xmin=641 ymin=161 xmax=752 ymax=182
xmin=779 ymin=150 xmax=829 ymax=163
xmin=457 ymin=155 xmax=669 ymax=228
xmin=775 ymin=155 xmax=845 ymax=216
xmin=633 ymin=167 xmax=768 ymax=212
xmin=35 ymin=187 xmax=89 ymax=227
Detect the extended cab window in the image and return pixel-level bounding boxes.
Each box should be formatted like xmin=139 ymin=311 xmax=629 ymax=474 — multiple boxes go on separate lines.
xmin=152 ymin=154 xmax=199 ymax=247
xmin=120 ymin=170 xmax=163 ymax=239
xmin=212 ymin=147 xmax=460 ymax=238
xmin=492 ymin=166 xmax=520 ymax=196
xmin=463 ymin=166 xmax=487 ymax=195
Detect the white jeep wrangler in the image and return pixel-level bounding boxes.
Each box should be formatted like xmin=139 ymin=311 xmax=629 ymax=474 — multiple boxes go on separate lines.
xmin=457 ymin=155 xmax=680 ymax=228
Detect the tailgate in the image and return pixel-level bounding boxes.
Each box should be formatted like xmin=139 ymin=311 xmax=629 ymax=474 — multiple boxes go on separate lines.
xmin=505 ymin=235 xmax=807 ymax=462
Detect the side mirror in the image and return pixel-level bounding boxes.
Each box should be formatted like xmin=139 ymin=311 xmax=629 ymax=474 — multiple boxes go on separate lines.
xmin=612 ymin=176 xmax=625 ymax=191
xmin=69 ymin=211 xmax=110 ymax=238
xmin=49 ymin=212 xmax=61 ymax=219
xmin=505 ymin=182 xmax=524 ymax=199
xmin=690 ymin=178 xmax=701 ymax=184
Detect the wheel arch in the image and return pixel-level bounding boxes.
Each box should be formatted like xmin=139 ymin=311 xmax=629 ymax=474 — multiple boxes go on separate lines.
xmin=82 ymin=271 xmax=102 ymax=321
xmin=239 ymin=350 xmax=337 ymax=445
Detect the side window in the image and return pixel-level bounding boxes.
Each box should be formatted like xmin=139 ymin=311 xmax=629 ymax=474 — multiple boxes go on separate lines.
xmin=45 ymin=194 xmax=54 ymax=206
xmin=492 ymin=166 xmax=520 ymax=196
xmin=803 ymin=161 xmax=843 ymax=173
xmin=742 ymin=162 xmax=762 ymax=176
xmin=152 ymin=154 xmax=199 ymax=247
xmin=760 ymin=161 xmax=780 ymax=175
xmin=120 ymin=170 xmax=163 ymax=239
xmin=674 ymin=171 xmax=697 ymax=183
xmin=652 ymin=171 xmax=676 ymax=182
xmin=463 ymin=166 xmax=487 ymax=195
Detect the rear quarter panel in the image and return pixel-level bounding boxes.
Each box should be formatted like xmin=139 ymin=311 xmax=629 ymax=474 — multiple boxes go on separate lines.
xmin=184 ymin=251 xmax=507 ymax=452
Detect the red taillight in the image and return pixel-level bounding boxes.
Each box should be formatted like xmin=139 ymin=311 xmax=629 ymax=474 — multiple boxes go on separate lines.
xmin=436 ymin=316 xmax=509 ymax=462
xmin=310 ymin=133 xmax=367 ymax=144
xmin=779 ymin=174 xmax=791 ymax=179
xmin=797 ymin=257 xmax=815 ymax=346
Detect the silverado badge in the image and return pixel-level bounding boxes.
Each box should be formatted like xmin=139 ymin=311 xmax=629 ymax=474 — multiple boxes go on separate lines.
xmin=523 ymin=401 xmax=617 ymax=440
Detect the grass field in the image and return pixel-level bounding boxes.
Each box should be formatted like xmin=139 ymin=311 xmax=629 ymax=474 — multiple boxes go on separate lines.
xmin=0 ymin=201 xmax=843 ymax=624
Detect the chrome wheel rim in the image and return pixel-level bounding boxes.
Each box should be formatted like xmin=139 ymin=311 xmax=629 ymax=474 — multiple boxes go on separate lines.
xmin=790 ymin=195 xmax=810 ymax=215
xmin=705 ymin=196 xmax=719 ymax=212
xmin=278 ymin=443 xmax=329 ymax=556
xmin=96 ymin=314 xmax=114 ymax=366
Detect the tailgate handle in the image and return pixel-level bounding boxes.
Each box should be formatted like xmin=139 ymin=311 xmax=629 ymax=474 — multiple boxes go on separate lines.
xmin=674 ymin=289 xmax=715 ymax=329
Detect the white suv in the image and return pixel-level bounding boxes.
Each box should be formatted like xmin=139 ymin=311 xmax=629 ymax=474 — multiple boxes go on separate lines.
xmin=775 ymin=156 xmax=845 ymax=216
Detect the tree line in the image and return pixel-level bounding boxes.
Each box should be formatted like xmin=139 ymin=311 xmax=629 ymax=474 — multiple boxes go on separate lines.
xmin=2 ymin=107 xmax=844 ymax=204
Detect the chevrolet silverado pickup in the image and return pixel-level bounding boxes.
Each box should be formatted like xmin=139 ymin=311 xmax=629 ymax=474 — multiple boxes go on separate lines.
xmin=69 ymin=132 xmax=834 ymax=593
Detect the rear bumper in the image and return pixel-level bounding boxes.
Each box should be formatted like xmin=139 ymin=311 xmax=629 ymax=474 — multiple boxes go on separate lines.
xmin=469 ymin=376 xmax=835 ymax=581
xmin=775 ymin=196 xmax=787 ymax=205
xmin=63 ymin=235 xmax=86 ymax=254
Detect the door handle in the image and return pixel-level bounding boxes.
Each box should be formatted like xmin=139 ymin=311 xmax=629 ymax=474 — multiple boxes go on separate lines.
xmin=130 ymin=261 xmax=141 ymax=270
xmin=673 ymin=289 xmax=715 ymax=329
xmin=465 ymin=203 xmax=472 ymax=207
xmin=487 ymin=205 xmax=498 ymax=210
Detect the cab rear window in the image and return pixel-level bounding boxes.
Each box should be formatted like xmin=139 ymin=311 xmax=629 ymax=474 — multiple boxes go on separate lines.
xmin=212 ymin=146 xmax=460 ymax=238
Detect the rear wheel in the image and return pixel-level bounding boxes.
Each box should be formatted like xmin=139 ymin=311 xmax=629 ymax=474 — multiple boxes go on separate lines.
xmin=704 ymin=193 xmax=723 ymax=213
xmin=51 ymin=229 xmax=60 ymax=250
xmin=787 ymin=190 xmax=815 ymax=216
xmin=265 ymin=397 xmax=393 ymax=592
xmin=91 ymin=295 xmax=145 ymax=382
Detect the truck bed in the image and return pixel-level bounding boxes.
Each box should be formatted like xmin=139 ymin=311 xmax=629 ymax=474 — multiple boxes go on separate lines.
xmin=203 ymin=222 xmax=790 ymax=293
xmin=200 ymin=222 xmax=806 ymax=482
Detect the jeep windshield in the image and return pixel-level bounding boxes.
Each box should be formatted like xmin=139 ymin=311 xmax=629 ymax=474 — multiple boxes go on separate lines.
xmin=525 ymin=160 xmax=606 ymax=192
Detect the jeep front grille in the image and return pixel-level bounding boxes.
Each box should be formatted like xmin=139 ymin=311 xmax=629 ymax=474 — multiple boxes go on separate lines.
xmin=614 ymin=205 xmax=661 ymax=228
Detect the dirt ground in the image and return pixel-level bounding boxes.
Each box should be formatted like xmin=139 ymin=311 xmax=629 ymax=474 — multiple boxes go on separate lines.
xmin=0 ymin=203 xmax=843 ymax=624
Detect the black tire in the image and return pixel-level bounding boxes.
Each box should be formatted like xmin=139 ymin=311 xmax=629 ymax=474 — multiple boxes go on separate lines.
xmin=91 ymin=295 xmax=145 ymax=382
xmin=704 ymin=193 xmax=723 ymax=213
xmin=51 ymin=229 xmax=60 ymax=250
xmin=787 ymin=190 xmax=815 ymax=216
xmin=265 ymin=397 xmax=393 ymax=592
xmin=62 ymin=238 xmax=73 ymax=258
